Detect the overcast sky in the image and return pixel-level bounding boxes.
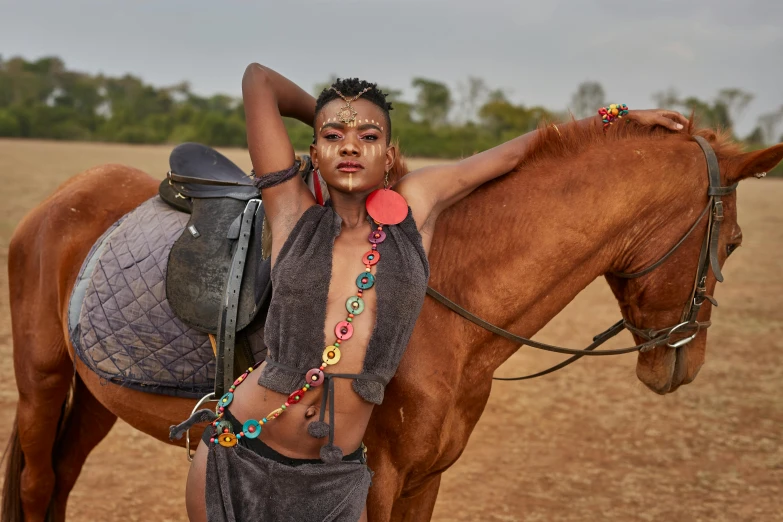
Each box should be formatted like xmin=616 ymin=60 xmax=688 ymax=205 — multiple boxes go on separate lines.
xmin=2 ymin=0 xmax=781 ymax=136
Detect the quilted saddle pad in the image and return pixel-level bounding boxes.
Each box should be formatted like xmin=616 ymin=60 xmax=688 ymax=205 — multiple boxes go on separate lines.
xmin=70 ymin=196 xmax=264 ymax=398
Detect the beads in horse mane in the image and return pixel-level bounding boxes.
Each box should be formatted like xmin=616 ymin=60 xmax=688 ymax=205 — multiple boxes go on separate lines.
xmin=210 ymin=204 xmax=390 ymax=448
xmin=598 ymin=103 xmax=629 ymax=131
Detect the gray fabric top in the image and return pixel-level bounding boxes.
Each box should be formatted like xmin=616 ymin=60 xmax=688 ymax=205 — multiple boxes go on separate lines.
xmin=257 ymin=202 xmax=429 ymax=405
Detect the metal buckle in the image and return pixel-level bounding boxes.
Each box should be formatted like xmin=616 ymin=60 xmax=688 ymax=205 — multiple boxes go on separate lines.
xmin=186 ymin=392 xmax=216 ymax=462
xmin=666 ymin=321 xmax=700 ymax=348
xmin=713 ymin=201 xmax=724 ymax=222
xmin=243 ymin=198 xmax=263 ymax=216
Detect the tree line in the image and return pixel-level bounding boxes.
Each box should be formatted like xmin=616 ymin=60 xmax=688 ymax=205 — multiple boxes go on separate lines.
xmin=1 ymin=55 xmax=781 ymax=176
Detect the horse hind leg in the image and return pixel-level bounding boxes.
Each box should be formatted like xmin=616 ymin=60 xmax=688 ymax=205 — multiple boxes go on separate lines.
xmin=3 ymin=334 xmax=74 ymax=522
xmin=48 ymin=374 xmax=117 ymax=521
xmin=3 ymin=226 xmax=78 ymax=522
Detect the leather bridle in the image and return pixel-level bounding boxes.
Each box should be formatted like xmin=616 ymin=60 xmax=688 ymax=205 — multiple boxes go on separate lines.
xmin=426 ymin=136 xmax=738 ymax=381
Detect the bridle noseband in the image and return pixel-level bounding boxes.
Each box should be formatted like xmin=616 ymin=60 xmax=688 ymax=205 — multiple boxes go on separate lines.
xmin=426 ymin=135 xmax=738 ymax=380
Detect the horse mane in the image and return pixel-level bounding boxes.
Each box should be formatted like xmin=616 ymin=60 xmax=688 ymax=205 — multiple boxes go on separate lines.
xmin=521 ymin=116 xmax=743 ymax=170
xmin=392 ymin=117 xmax=743 ymax=183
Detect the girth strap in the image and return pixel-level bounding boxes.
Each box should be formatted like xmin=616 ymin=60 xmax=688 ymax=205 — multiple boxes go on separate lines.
xmin=214 ymin=199 xmax=262 ymax=396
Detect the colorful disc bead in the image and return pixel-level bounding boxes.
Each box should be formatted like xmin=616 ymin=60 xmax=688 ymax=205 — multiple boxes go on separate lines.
xmin=306 ymin=368 xmax=325 ymax=387
xmin=362 ymin=250 xmax=380 ymax=266
xmin=219 ymin=392 xmax=234 ymax=407
xmin=218 ymin=433 xmax=237 ymax=447
xmin=216 ymin=419 xmax=233 ymax=433
xmin=335 ymin=321 xmax=353 ymax=340
xmin=242 ymin=419 xmax=262 ymax=439
xmin=345 ymin=296 xmax=365 ymax=314
xmin=356 ymin=272 xmax=375 ymax=290
xmin=322 ymin=346 xmax=342 ymax=365
xmin=368 ymin=229 xmax=386 ymax=244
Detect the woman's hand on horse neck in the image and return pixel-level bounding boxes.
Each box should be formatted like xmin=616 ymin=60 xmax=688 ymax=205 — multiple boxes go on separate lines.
xmin=242 ymin=63 xmax=317 ymax=235
xmin=396 ymin=109 xmax=690 ymax=231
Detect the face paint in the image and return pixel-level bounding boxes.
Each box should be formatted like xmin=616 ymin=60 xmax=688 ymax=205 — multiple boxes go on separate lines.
xmin=348 ymin=173 xmax=353 ymax=191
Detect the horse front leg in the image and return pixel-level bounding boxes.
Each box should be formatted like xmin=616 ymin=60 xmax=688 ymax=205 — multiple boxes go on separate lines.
xmin=365 ymin=451 xmax=403 ymax=522
xmin=390 ymin=475 xmax=442 ymax=522
xmin=366 ymin=452 xmax=443 ymax=522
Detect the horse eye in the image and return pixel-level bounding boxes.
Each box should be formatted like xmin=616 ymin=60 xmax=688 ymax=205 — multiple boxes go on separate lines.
xmin=726 ymin=243 xmax=740 ymax=257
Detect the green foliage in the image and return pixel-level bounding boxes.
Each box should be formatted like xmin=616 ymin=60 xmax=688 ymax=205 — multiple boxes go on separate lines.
xmin=411 ymin=77 xmax=452 ymax=127
xmin=0 ymin=55 xmax=251 ymax=146
xmin=0 ymin=109 xmax=20 ymax=136
xmin=0 ymin=55 xmax=780 ymax=173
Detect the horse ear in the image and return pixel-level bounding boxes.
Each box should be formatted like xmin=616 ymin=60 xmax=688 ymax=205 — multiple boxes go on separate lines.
xmin=726 ymin=143 xmax=783 ymax=183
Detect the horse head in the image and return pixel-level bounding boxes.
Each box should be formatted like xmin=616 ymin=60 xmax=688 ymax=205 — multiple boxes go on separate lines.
xmin=603 ymin=129 xmax=783 ymax=394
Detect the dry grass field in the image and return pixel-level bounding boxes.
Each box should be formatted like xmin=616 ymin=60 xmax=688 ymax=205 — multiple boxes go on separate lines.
xmin=1 ymin=139 xmax=782 ymax=521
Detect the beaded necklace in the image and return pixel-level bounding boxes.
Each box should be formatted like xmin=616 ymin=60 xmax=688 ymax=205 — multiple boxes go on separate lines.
xmin=208 ymin=219 xmax=387 ymax=448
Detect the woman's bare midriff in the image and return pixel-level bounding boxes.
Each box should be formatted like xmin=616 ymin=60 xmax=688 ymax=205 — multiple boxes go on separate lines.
xmin=227 ymin=361 xmax=375 ymax=458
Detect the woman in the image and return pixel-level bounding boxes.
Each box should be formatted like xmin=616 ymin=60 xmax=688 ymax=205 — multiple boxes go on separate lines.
xmin=184 ymin=63 xmax=689 ymax=521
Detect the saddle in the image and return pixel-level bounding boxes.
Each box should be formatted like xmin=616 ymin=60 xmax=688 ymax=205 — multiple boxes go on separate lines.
xmin=160 ymin=143 xmax=315 ymax=397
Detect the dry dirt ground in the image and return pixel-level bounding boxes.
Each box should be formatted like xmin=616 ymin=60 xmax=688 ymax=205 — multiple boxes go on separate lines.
xmin=0 ymin=139 xmax=781 ymax=521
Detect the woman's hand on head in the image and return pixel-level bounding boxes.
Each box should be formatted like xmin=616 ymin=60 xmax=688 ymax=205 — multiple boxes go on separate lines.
xmin=626 ymin=109 xmax=690 ymax=132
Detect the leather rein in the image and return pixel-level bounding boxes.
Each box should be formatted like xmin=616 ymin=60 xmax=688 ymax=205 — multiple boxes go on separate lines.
xmin=426 ymin=136 xmax=738 ymax=381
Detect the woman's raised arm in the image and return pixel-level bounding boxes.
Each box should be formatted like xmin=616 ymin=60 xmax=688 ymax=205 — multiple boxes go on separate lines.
xmin=242 ymin=63 xmax=316 ymax=225
xmin=396 ymin=110 xmax=689 ymax=231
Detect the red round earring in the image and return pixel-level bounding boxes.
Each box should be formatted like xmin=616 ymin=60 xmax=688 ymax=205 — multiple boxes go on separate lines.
xmin=366 ymin=171 xmax=407 ymax=225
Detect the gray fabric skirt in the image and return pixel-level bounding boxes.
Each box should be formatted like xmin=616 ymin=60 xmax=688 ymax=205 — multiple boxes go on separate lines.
xmin=205 ymin=442 xmax=372 ymax=522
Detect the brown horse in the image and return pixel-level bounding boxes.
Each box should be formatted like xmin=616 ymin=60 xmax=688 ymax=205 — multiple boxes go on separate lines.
xmin=4 ymin=122 xmax=783 ymax=522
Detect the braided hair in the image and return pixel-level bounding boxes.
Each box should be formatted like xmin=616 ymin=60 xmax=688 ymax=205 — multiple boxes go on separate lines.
xmin=314 ymin=78 xmax=393 ymax=143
